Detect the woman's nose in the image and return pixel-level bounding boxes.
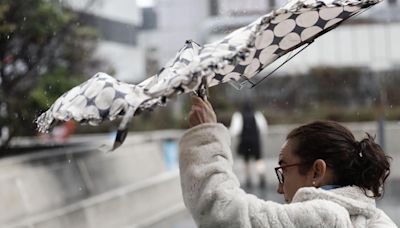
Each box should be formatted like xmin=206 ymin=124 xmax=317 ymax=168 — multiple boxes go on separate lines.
xmin=277 ymin=183 xmax=284 ymax=194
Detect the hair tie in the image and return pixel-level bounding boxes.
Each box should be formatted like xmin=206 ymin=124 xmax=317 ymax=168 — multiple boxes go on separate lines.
xmin=356 ymin=140 xmax=368 ymax=158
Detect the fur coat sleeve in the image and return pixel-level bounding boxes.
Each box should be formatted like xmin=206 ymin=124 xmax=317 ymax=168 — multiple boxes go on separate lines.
xmin=179 ymin=123 xmax=354 ymax=228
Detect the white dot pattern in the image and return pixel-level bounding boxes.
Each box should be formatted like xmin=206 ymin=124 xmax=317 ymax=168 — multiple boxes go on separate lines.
xmin=320 ymin=7 xmax=343 ymax=20
xmin=296 ymin=11 xmax=319 ymax=28
xmin=244 ymin=59 xmax=261 ymax=77
xmin=259 ymin=45 xmax=279 ymax=65
xmin=279 ymin=33 xmax=301 ymax=50
xmin=301 ymin=26 xmax=323 ymax=41
xmin=271 ymin=13 xmax=292 ymax=24
xmin=274 ymin=19 xmax=297 ymax=37
xmin=325 ymin=18 xmax=344 ymax=29
xmin=37 ymin=0 xmax=378 ymax=148
xmin=255 ymin=30 xmax=274 ymax=49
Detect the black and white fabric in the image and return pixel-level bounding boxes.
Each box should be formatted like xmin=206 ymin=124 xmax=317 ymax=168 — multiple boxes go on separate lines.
xmin=37 ymin=0 xmax=381 ymax=149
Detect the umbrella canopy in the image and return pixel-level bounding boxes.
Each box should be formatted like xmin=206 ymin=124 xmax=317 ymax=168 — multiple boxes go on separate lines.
xmin=36 ymin=0 xmax=381 ymax=150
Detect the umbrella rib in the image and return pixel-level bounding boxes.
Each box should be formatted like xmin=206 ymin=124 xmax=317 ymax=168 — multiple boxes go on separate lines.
xmin=249 ymin=41 xmax=314 ymax=89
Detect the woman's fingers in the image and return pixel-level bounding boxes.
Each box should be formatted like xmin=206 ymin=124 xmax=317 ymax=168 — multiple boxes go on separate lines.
xmin=189 ymin=95 xmax=217 ymax=127
xmin=192 ymin=95 xmax=214 ymax=112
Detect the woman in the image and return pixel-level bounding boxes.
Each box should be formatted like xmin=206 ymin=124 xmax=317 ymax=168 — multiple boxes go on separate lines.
xmin=179 ymin=96 xmax=397 ymax=227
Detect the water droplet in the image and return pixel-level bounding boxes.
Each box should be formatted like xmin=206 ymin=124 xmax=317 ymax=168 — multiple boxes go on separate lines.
xmin=68 ymin=159 xmax=71 ymax=163
xmin=23 ymin=17 xmax=27 ymax=21
xmin=6 ymin=35 xmax=10 ymax=40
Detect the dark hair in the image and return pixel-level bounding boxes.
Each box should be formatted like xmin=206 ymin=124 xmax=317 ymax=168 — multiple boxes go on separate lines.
xmin=287 ymin=120 xmax=391 ymax=198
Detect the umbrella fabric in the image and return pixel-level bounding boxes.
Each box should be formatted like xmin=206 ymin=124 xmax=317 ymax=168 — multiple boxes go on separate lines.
xmin=36 ymin=0 xmax=381 ymax=149
xmin=36 ymin=41 xmax=201 ymax=133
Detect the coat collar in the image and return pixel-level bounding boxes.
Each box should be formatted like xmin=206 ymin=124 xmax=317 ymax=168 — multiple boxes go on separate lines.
xmin=292 ymin=186 xmax=376 ymax=218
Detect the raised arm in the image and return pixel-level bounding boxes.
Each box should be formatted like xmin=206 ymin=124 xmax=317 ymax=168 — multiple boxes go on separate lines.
xmin=179 ymin=97 xmax=352 ymax=228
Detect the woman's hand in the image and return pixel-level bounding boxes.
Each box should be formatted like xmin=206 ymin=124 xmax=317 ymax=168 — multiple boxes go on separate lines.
xmin=189 ymin=96 xmax=217 ymax=128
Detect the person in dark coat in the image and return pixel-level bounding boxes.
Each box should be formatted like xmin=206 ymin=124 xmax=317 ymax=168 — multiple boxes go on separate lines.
xmin=230 ymin=102 xmax=268 ymax=188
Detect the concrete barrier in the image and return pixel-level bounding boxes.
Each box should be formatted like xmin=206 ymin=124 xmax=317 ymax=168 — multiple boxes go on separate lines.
xmin=0 ymin=130 xmax=184 ymax=228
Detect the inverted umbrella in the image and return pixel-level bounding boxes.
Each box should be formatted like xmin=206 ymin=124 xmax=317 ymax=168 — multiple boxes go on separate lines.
xmin=36 ymin=0 xmax=381 ymax=150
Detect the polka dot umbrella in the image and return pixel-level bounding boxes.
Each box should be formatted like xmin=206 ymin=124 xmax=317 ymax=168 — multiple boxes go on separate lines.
xmin=36 ymin=0 xmax=381 ymax=150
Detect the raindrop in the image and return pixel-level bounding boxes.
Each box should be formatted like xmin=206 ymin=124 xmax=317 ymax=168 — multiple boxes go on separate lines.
xmin=68 ymin=159 xmax=71 ymax=163
xmin=78 ymin=187 xmax=82 ymax=191
xmin=23 ymin=17 xmax=27 ymax=21
xmin=6 ymin=35 xmax=10 ymax=40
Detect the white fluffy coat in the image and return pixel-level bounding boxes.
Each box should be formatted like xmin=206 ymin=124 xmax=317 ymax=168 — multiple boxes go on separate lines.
xmin=179 ymin=123 xmax=397 ymax=228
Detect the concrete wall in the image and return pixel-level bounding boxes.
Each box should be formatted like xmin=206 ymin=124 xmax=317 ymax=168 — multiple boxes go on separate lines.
xmin=0 ymin=131 xmax=183 ymax=228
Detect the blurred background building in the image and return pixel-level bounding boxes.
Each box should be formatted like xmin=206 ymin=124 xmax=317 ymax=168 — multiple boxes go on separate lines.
xmin=62 ymin=0 xmax=145 ymax=82
xmin=50 ymin=0 xmax=400 ymax=86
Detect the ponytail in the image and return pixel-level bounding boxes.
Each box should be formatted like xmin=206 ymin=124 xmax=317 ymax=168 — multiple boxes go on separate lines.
xmin=348 ymin=133 xmax=391 ymax=198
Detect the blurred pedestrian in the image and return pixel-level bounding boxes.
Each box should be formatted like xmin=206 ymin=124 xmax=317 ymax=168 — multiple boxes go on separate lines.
xmin=230 ymin=102 xmax=268 ymax=189
xmin=179 ymin=96 xmax=396 ymax=228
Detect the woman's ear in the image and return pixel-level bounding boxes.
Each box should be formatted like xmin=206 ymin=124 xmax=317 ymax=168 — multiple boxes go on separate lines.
xmin=312 ymin=159 xmax=327 ymax=186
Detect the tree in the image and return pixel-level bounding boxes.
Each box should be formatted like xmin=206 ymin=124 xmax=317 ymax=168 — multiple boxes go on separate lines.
xmin=0 ymin=0 xmax=99 ymax=148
